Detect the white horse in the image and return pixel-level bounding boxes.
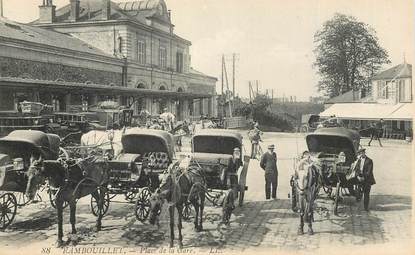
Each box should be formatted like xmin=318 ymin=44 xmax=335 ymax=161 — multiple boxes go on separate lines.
xmin=80 ymin=129 xmax=124 ymax=158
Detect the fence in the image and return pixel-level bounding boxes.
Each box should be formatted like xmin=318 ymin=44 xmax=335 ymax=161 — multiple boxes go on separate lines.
xmin=224 ymin=116 xmax=248 ymax=129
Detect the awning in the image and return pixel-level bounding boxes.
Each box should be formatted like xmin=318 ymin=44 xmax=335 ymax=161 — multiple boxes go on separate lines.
xmin=0 ymin=77 xmax=212 ymax=99
xmin=320 ymin=103 xmax=414 ymax=121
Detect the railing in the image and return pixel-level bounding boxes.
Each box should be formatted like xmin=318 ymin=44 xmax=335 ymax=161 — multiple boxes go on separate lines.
xmin=224 ymin=116 xmax=248 ymax=129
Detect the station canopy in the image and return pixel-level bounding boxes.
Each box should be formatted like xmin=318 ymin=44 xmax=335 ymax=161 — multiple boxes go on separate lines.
xmin=320 ymin=103 xmax=414 ymax=121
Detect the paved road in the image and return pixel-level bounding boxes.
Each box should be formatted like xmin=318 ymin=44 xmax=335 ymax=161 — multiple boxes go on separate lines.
xmin=0 ymin=132 xmax=412 ymax=254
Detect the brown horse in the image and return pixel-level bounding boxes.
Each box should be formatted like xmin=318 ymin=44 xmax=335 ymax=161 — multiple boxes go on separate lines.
xmin=294 ymin=162 xmax=319 ymax=235
xmin=148 ymin=160 xmax=206 ymax=248
xmin=25 ymin=156 xmax=109 ymax=247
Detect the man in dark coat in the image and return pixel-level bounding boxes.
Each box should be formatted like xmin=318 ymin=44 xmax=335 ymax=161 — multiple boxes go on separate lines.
xmin=355 ymin=148 xmax=376 ymax=211
xmin=260 ymin=144 xmax=278 ymax=199
xmin=368 ymin=119 xmax=384 ymax=147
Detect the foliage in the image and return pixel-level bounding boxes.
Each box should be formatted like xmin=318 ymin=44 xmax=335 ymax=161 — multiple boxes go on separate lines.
xmin=233 ymin=95 xmax=294 ymax=131
xmin=314 ymin=13 xmax=390 ymax=98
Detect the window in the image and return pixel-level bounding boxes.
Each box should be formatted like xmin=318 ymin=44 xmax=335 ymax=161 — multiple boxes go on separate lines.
xmin=399 ymin=80 xmax=406 ymax=102
xmin=137 ymin=40 xmax=146 ymax=65
xmin=176 ymin=52 xmax=183 ymax=73
xmin=377 ymin=81 xmax=383 ymax=98
xmin=385 ymin=86 xmax=389 ymax=99
xmin=118 ymin=37 xmax=123 ymax=54
xmin=159 ymin=46 xmax=167 ymax=69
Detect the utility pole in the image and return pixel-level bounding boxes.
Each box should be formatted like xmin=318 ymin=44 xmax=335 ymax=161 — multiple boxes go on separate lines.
xmin=221 ymin=54 xmax=224 ymax=96
xmin=0 ymin=0 xmax=3 ymax=17
xmin=256 ymin=80 xmax=259 ymax=98
xmin=223 ymin=58 xmax=232 ymax=117
xmin=248 ymin=81 xmax=252 ymax=102
xmin=232 ymin=53 xmax=236 ymax=99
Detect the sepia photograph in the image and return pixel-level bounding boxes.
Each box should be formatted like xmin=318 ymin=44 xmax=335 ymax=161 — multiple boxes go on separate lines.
xmin=0 ymin=0 xmax=413 ymax=254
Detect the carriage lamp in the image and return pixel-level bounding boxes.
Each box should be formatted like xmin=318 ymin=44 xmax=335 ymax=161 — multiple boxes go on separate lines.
xmin=233 ymin=149 xmax=241 ymax=160
xmin=34 ymin=119 xmax=39 ymax=125
xmin=338 ymin=152 xmax=346 ymax=164
xmin=13 ymin=158 xmax=24 ymax=170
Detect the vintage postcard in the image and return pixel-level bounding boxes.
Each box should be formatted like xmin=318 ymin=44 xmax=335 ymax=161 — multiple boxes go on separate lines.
xmin=0 ymin=0 xmax=413 ymax=255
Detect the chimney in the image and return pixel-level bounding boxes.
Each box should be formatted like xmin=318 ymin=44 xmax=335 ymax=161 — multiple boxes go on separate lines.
xmin=39 ymin=0 xmax=56 ymax=24
xmin=69 ymin=0 xmax=80 ymax=22
xmin=102 ymin=0 xmax=111 ymax=20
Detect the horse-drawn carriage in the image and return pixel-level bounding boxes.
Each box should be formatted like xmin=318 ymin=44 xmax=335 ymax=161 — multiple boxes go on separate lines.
xmin=101 ymin=128 xmax=175 ymax=221
xmin=189 ymin=129 xmax=250 ymax=220
xmin=290 ymin=127 xmax=363 ymax=215
xmin=0 ymin=130 xmax=62 ymax=229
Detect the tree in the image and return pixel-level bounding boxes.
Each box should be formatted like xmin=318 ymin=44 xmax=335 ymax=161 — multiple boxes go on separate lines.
xmin=314 ymin=13 xmax=390 ymax=98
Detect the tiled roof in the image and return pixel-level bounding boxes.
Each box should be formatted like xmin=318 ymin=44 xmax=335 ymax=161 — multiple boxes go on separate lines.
xmin=32 ymin=0 xmax=169 ymax=25
xmin=325 ymin=90 xmax=371 ymax=104
xmin=371 ymin=63 xmax=412 ymax=80
xmin=0 ymin=17 xmax=112 ymax=57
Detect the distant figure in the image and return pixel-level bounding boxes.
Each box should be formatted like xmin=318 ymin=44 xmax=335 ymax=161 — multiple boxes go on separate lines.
xmin=248 ymin=122 xmax=262 ymax=159
xmin=368 ymin=119 xmax=384 ymax=147
xmin=260 ymin=144 xmax=278 ymax=200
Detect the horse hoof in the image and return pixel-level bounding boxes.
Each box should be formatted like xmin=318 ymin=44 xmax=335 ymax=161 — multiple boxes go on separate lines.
xmin=179 ymin=243 xmax=183 ymax=249
xmin=169 ymin=242 xmax=174 ymax=248
xmin=56 ymin=240 xmax=64 ymax=248
xmin=297 ymin=228 xmax=304 ymax=235
xmin=307 ymin=228 xmax=314 ymax=235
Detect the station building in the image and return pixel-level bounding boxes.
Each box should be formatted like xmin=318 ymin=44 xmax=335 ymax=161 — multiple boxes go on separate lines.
xmin=0 ymin=0 xmax=217 ymax=120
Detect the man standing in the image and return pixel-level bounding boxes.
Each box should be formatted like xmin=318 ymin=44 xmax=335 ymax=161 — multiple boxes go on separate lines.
xmin=249 ymin=123 xmax=262 ymax=159
xmin=368 ymin=119 xmax=384 ymax=147
xmin=355 ymin=148 xmax=376 ymax=211
xmin=260 ymin=144 xmax=278 ymax=200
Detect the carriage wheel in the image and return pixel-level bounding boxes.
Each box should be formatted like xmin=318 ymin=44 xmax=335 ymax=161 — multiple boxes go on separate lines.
xmin=182 ymin=202 xmax=193 ymax=221
xmin=135 ymin=188 xmax=151 ymax=222
xmin=48 ymin=188 xmax=68 ymax=209
xmin=0 ymin=193 xmax=17 ymax=230
xmin=90 ymin=187 xmax=110 ymax=217
xmin=333 ymin=182 xmax=340 ymax=215
xmin=125 ymin=188 xmax=139 ymax=203
xmin=59 ymin=147 xmax=70 ymax=160
xmin=16 ymin=192 xmax=42 ymax=206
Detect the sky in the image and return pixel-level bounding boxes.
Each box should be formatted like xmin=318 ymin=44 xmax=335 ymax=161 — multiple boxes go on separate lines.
xmin=1 ymin=0 xmax=414 ymax=101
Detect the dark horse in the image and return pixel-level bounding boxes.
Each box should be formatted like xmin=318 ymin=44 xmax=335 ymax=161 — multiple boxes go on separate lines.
xmin=294 ymin=162 xmax=319 ymax=235
xmin=25 ymin=156 xmax=109 ymax=247
xmin=148 ymin=160 xmax=206 ymax=248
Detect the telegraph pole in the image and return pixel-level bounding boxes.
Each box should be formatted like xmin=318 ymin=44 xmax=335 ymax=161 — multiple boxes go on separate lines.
xmin=232 ymin=53 xmax=236 ymax=99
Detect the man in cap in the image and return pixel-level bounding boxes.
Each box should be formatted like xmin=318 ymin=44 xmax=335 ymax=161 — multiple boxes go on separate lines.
xmin=260 ymin=144 xmax=278 ymax=200
xmin=354 ymin=148 xmax=375 ymax=211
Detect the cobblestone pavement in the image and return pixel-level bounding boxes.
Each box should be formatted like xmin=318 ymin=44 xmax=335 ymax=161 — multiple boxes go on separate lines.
xmin=0 ymin=132 xmax=412 ymax=254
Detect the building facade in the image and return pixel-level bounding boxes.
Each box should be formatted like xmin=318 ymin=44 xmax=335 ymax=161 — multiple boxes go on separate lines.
xmin=320 ymin=62 xmax=413 ymax=138
xmin=0 ymin=0 xmax=217 ymax=120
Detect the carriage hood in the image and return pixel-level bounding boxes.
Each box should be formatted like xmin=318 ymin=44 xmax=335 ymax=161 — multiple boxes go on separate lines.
xmin=121 ymin=128 xmax=175 ymax=159
xmin=190 ymin=153 xmax=233 ymax=166
xmin=306 ymin=127 xmax=360 ymax=163
xmin=191 ymin=129 xmax=243 ymax=155
xmin=0 ymin=130 xmax=59 ymax=159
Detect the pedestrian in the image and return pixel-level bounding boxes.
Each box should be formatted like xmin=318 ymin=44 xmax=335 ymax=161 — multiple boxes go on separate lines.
xmin=248 ymin=122 xmax=262 ymax=159
xmin=260 ymin=144 xmax=278 ymax=200
xmin=368 ymin=119 xmax=384 ymax=147
xmin=354 ymin=148 xmax=376 ymax=211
